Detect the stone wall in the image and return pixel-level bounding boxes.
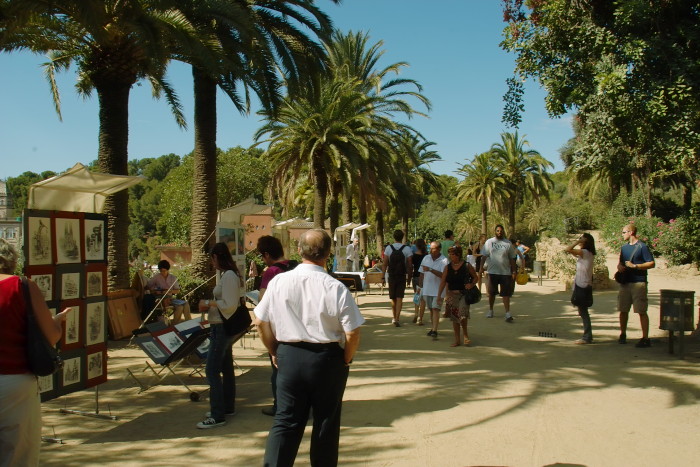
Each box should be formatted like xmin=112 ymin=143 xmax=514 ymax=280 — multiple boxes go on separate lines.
xmin=535 ymin=237 xmax=613 ymax=291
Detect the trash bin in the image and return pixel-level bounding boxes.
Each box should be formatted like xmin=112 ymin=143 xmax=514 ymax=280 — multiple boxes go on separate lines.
xmin=659 ymin=290 xmax=695 ymax=332
xmin=533 ymin=260 xmax=546 ymax=286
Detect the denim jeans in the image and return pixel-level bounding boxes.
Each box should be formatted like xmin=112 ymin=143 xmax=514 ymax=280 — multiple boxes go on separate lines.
xmin=205 ymin=324 xmax=235 ymax=421
xmin=578 ymin=306 xmax=593 ymax=342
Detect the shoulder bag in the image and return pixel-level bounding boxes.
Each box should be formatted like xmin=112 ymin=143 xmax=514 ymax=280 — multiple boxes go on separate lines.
xmin=461 ymin=263 xmax=481 ymax=305
xmin=221 ymin=298 xmax=252 ymax=337
xmin=21 ymin=277 xmax=63 ymax=376
xmin=614 ymin=243 xmax=641 ymax=284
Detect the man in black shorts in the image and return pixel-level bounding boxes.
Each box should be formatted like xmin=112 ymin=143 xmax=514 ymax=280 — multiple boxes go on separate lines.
xmin=479 ymin=225 xmax=517 ymax=322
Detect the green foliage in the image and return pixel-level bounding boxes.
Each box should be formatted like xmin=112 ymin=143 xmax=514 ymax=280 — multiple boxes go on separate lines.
xmin=651 ymin=206 xmax=700 ymax=266
xmin=601 ymin=214 xmax=662 ymax=255
xmin=6 ymin=171 xmax=56 ymax=213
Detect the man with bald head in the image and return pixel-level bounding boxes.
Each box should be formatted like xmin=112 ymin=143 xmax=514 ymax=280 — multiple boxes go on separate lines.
xmin=255 ymin=229 xmax=364 ymax=467
xmin=418 ymin=241 xmax=449 ymax=338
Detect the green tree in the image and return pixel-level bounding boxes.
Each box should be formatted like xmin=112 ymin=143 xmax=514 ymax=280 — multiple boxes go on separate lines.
xmin=5 ymin=170 xmax=56 ymax=215
xmin=456 ymin=152 xmax=508 ymax=236
xmin=2 ymin=0 xmax=203 ymax=289
xmin=175 ymin=0 xmax=336 ymax=280
xmin=490 ymin=131 xmax=553 ymax=237
xmin=501 ymin=0 xmax=700 ymax=215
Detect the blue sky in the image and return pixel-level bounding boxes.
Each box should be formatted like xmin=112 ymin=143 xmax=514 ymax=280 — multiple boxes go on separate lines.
xmin=0 ymin=0 xmax=573 ymax=180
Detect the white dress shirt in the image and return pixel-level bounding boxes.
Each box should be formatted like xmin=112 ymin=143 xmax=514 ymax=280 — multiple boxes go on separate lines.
xmin=254 ymin=263 xmax=365 ymax=344
xmin=419 ymin=254 xmax=448 ymax=297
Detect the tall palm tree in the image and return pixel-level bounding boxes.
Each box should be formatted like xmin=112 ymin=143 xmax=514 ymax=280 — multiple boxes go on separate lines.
xmin=456 ymin=152 xmax=509 ymax=236
xmin=1 ymin=0 xmax=202 ymax=289
xmin=490 ymin=131 xmax=553 ymax=236
xmin=175 ymin=0 xmax=336 ymax=279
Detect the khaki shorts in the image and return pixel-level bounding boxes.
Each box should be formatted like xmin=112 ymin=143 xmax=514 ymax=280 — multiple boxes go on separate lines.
xmin=618 ymin=282 xmax=648 ymax=314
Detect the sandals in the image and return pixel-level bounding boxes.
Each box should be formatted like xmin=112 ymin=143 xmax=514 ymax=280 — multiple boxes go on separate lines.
xmin=463 ymin=338 xmax=472 ymax=346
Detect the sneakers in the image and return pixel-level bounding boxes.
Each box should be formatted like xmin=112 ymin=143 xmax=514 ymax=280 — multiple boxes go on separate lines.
xmin=394 ymin=320 xmax=401 ymax=327
xmin=261 ymin=406 xmax=275 ymax=416
xmin=426 ymin=330 xmax=437 ymax=337
xmin=197 ymin=417 xmax=226 ymax=429
xmin=635 ymin=338 xmax=651 ymax=348
xmin=504 ymin=312 xmax=513 ymax=323
xmin=618 ymin=333 xmax=627 ymax=344
xmin=486 ymin=310 xmax=494 ymax=318
xmin=412 ymin=316 xmax=418 ymax=324
xmin=205 ymin=411 xmax=235 ymax=418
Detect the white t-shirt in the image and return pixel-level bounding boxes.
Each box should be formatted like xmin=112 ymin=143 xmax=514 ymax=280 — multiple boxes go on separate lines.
xmin=383 ymin=243 xmax=412 ymax=277
xmin=254 ymin=263 xmax=365 ymax=344
xmin=419 ymin=254 xmax=448 ymax=297
xmin=211 ymin=269 xmax=241 ymax=322
xmin=575 ymin=249 xmax=594 ymax=288
xmin=481 ymin=237 xmax=517 ymax=276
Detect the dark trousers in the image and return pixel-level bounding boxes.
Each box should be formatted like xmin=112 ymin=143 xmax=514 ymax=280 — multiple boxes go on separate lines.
xmin=264 ymin=342 xmax=349 ymax=467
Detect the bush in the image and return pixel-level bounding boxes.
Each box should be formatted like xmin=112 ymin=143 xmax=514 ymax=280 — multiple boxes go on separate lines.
xmin=651 ymin=205 xmax=700 ymax=266
xmin=601 ymin=214 xmax=662 ymax=255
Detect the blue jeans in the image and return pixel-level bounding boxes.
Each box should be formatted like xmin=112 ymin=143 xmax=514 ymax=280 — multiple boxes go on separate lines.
xmin=205 ymin=324 xmax=235 ymax=421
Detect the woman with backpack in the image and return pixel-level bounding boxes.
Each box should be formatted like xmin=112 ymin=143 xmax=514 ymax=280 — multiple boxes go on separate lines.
xmin=437 ymin=246 xmax=478 ymax=347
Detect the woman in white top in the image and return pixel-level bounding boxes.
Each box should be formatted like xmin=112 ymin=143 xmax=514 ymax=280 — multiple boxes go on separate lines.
xmin=197 ymin=242 xmax=243 ymax=429
xmin=565 ymin=233 xmax=596 ymax=344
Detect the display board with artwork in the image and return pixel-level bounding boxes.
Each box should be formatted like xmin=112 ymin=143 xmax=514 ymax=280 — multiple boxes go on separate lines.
xmin=23 ymin=210 xmax=109 ymax=402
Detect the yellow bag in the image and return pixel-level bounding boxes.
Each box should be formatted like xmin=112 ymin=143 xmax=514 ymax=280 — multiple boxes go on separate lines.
xmin=516 ymin=270 xmax=529 ymax=285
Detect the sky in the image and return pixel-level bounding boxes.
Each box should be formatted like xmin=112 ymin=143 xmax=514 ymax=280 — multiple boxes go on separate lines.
xmin=0 ymin=0 xmax=574 ymax=181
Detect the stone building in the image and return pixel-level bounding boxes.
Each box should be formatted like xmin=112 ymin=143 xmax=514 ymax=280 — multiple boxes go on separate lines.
xmin=0 ymin=180 xmax=22 ymax=250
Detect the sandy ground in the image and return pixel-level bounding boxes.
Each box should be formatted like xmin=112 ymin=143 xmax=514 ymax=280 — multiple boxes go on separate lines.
xmin=39 ymin=251 xmax=700 ymax=467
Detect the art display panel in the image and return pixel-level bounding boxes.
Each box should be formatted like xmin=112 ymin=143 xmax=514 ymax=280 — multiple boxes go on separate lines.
xmin=85 ymin=299 xmax=107 ymax=346
xmin=25 ymin=213 xmax=53 ymax=266
xmin=85 ymin=264 xmax=107 ymax=297
xmin=85 ymin=344 xmax=107 ymax=387
xmin=84 ymin=215 xmax=106 ymax=262
xmin=25 ymin=265 xmax=54 ymax=302
xmin=56 ymin=264 xmax=84 ymax=300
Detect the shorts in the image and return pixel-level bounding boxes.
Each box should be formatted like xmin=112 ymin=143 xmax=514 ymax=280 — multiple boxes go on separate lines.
xmin=424 ymin=295 xmax=439 ymax=310
xmin=388 ymin=277 xmax=406 ymax=299
xmin=488 ymin=274 xmax=513 ymax=298
xmin=618 ymin=282 xmax=648 ymax=314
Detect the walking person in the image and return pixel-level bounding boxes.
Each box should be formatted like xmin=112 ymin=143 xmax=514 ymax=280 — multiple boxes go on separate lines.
xmin=254 ymin=229 xmax=364 ymax=467
xmin=0 ymin=239 xmax=70 ymax=466
xmin=437 ymin=246 xmax=478 ymax=347
xmin=382 ymin=230 xmax=412 ymax=326
xmin=479 ymin=225 xmax=518 ymax=322
xmin=419 ymin=241 xmax=449 ymax=338
xmin=616 ymin=224 xmax=655 ymax=347
xmin=345 ymin=237 xmax=359 ymax=272
xmin=565 ymin=233 xmax=596 ymax=344
xmin=197 ymin=242 xmax=244 ymax=429
xmin=410 ymin=239 xmax=428 ymax=325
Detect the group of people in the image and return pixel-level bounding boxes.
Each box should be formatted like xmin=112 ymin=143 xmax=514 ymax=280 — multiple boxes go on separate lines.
xmin=381 ymin=226 xmax=523 ymax=347
xmin=0 ymin=218 xmax=657 ymax=466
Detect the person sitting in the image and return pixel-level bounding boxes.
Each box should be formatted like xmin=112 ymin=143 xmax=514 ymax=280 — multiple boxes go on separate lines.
xmin=142 ymin=260 xmax=181 ymax=322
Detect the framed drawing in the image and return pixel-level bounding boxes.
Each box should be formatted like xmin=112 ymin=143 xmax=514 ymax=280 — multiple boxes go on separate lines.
xmin=60 ymin=300 xmax=84 ymax=351
xmin=37 ymin=373 xmax=57 ymax=402
xmin=25 ymin=265 xmax=54 ymax=302
xmin=85 ymin=264 xmax=107 ymax=298
xmin=135 ymin=335 xmax=169 ymax=365
xmin=58 ymin=349 xmax=86 ymax=395
xmin=24 ymin=212 xmax=53 ymax=266
xmin=84 ymin=215 xmax=106 ymax=262
xmin=53 ymin=214 xmax=83 ymax=264
xmin=85 ymin=344 xmax=107 ymax=387
xmin=85 ymin=299 xmax=107 ymax=346
xmin=56 ymin=264 xmax=84 ymax=301
xmin=152 ymin=327 xmax=184 ymax=355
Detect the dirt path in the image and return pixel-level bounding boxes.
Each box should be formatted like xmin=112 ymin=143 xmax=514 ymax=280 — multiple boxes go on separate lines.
xmin=39 ymin=265 xmax=700 ymax=466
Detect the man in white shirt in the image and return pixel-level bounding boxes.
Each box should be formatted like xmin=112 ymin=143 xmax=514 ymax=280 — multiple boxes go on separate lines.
xmin=480 ymin=225 xmax=518 ymax=322
xmin=345 ymin=237 xmax=359 ymax=272
xmin=419 ymin=241 xmax=449 ymax=338
xmin=254 ymin=229 xmax=364 ymax=467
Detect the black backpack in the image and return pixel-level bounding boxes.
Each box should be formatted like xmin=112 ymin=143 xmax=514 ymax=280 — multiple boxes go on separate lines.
xmin=273 ymin=260 xmax=299 ymax=272
xmin=388 ymin=245 xmax=408 ymax=277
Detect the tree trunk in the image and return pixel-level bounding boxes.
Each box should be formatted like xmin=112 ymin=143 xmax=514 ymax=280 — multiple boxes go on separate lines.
xmin=481 ymin=200 xmax=488 ymax=236
xmin=329 ymin=179 xmax=341 ymax=247
xmin=190 ymin=67 xmax=218 ymax=282
xmin=682 ymin=183 xmax=693 ymax=211
xmin=358 ymin=188 xmax=368 ymax=255
xmin=312 ymin=154 xmax=327 ymax=228
xmin=508 ymin=198 xmax=516 ymax=239
xmin=342 ymin=184 xmax=353 ymax=244
xmin=96 ymin=81 xmax=131 ymax=291
xmin=375 ymin=209 xmax=385 ymax=258
xmin=401 ymin=214 xmax=409 ymax=242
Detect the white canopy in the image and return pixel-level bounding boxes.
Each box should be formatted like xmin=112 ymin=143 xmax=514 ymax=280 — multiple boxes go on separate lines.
xmin=333 ymin=222 xmax=370 ymax=242
xmin=27 ymin=163 xmax=144 ymax=213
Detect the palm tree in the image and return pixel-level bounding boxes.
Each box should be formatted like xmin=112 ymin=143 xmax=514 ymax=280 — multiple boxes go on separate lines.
xmin=490 ymin=131 xmax=553 ymax=236
xmin=175 ymin=0 xmax=336 ymax=279
xmin=1 ymin=0 xmax=201 ymax=289
xmin=456 ymin=152 xmax=509 ymax=235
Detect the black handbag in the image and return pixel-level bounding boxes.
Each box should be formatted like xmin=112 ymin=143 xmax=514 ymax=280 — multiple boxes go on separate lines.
xmin=21 ymin=277 xmax=63 ymax=376
xmin=221 ymin=299 xmax=252 ymax=337
xmin=614 ymin=271 xmax=627 ymax=284
xmin=571 ymin=284 xmax=593 ymax=308
xmin=463 ymin=286 xmax=482 ymax=305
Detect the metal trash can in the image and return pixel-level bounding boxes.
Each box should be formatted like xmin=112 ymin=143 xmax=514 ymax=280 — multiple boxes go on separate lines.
xmin=533 ymin=261 xmax=546 ymax=286
xmin=659 ymin=290 xmax=694 ymax=331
